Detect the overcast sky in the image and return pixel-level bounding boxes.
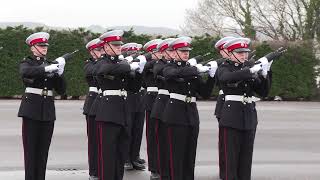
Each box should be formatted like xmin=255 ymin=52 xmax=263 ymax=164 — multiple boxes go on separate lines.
xmin=0 ymin=0 xmax=198 ymax=29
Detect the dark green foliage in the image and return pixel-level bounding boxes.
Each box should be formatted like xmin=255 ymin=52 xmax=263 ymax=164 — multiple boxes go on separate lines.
xmin=0 ymin=26 xmax=318 ymax=99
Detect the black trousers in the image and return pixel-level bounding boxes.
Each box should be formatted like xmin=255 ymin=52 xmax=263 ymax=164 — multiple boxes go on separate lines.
xmin=156 ymin=120 xmax=170 ymax=180
xmin=146 ymin=111 xmax=159 ymax=173
xmin=126 ymin=112 xmax=145 ymax=162
xmin=86 ymin=115 xmax=98 ymax=177
xmin=167 ymin=125 xmax=199 ymax=180
xmin=220 ymin=127 xmax=256 ymax=180
xmin=218 ymin=120 xmax=225 ymax=180
xmin=22 ymin=118 xmax=54 ymax=180
xmin=97 ymin=121 xmax=127 ymax=180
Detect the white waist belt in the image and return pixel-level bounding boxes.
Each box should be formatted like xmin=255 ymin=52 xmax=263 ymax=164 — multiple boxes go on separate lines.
xmin=103 ymin=90 xmax=127 ymax=97
xmin=98 ymin=89 xmax=102 ymax=94
xmin=158 ymin=89 xmax=169 ymax=95
xmin=170 ymin=93 xmax=196 ymax=103
xmin=25 ymin=87 xmax=53 ymax=96
xmin=219 ymin=90 xmax=224 ymax=95
xmin=147 ymin=87 xmax=158 ymax=92
xmin=89 ymin=87 xmax=98 ymax=93
xmin=225 ymin=95 xmax=253 ymax=103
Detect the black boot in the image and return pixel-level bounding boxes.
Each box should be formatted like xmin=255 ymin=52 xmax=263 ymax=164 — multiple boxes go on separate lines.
xmin=89 ymin=176 xmax=99 ymax=180
xmin=135 ymin=156 xmax=146 ymax=164
xmin=132 ymin=160 xmax=146 ymax=170
xmin=124 ymin=162 xmax=134 ymax=170
xmin=150 ymin=172 xmax=160 ymax=180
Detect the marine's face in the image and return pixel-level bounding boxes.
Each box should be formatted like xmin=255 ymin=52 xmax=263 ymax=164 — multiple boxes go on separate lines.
xmin=31 ymin=45 xmax=48 ymax=57
xmin=152 ymin=51 xmax=162 ymax=60
xmin=229 ymin=51 xmax=248 ymax=63
xmin=90 ymin=48 xmax=102 ymax=59
xmin=174 ymin=50 xmax=190 ymax=61
xmin=104 ymin=43 xmax=122 ymax=56
xmin=220 ymin=49 xmax=229 ymax=58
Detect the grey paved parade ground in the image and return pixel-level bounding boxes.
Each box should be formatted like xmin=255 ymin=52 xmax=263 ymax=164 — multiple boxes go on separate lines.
xmin=0 ymin=100 xmax=320 ymax=180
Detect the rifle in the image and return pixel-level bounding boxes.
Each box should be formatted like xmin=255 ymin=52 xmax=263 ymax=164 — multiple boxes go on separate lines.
xmin=45 ymin=49 xmax=79 ymax=77
xmin=254 ymin=47 xmax=287 ymax=65
xmin=131 ymin=52 xmax=152 ymax=62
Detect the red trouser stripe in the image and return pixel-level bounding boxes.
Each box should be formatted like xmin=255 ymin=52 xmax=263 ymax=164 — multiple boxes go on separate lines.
xmin=100 ymin=123 xmax=104 ymax=180
xmin=87 ymin=118 xmax=90 ymax=170
xmin=218 ymin=127 xmax=220 ymax=177
xmin=145 ymin=111 xmax=150 ymax=165
xmin=168 ymin=127 xmax=174 ymax=180
xmin=97 ymin=122 xmax=100 ymax=179
xmin=22 ymin=119 xmax=26 ymax=169
xmin=224 ymin=128 xmax=228 ymax=180
xmin=155 ymin=120 xmax=162 ymax=179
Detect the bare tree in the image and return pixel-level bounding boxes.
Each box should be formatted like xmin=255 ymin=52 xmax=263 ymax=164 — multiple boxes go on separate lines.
xmin=183 ymin=0 xmax=256 ymax=39
xmin=184 ymin=0 xmax=320 ymax=41
xmin=183 ymin=0 xmax=225 ymax=36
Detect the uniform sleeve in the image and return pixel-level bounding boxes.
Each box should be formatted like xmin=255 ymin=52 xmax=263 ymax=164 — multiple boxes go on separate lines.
xmin=163 ymin=64 xmax=198 ymax=80
xmin=197 ymin=76 xmax=215 ymax=99
xmin=97 ymin=62 xmax=131 ymax=75
xmin=144 ymin=60 xmax=157 ymax=71
xmin=126 ymin=72 xmax=143 ymax=92
xmin=217 ymin=65 xmax=253 ymax=83
xmin=142 ymin=61 xmax=156 ymax=80
xmin=53 ymin=75 xmax=67 ymax=95
xmin=19 ymin=61 xmax=45 ymax=78
xmin=253 ymin=72 xmax=272 ymax=97
xmin=84 ymin=61 xmax=94 ymax=77
xmin=152 ymin=61 xmax=165 ymax=78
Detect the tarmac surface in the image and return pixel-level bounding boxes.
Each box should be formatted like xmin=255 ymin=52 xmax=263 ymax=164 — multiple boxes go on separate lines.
xmin=0 ymin=100 xmax=320 ymax=180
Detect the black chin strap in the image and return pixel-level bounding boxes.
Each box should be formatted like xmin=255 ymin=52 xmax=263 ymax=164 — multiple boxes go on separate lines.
xmin=175 ymin=50 xmax=183 ymax=61
xmin=223 ymin=49 xmax=232 ymax=58
xmin=231 ymin=51 xmax=242 ymax=64
xmin=107 ymin=43 xmax=117 ymax=57
xmin=33 ymin=45 xmax=46 ymax=57
xmin=151 ymin=51 xmax=160 ymax=60
xmin=92 ymin=50 xmax=99 ymax=59
xmin=165 ymin=51 xmax=173 ymax=60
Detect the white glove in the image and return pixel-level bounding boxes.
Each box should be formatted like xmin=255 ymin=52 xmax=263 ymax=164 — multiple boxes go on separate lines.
xmin=124 ymin=56 xmax=133 ymax=63
xmin=44 ymin=64 xmax=59 ymax=73
xmin=256 ymin=57 xmax=268 ymax=67
xmin=207 ymin=61 xmax=218 ymax=77
xmin=55 ymin=57 xmax=66 ymax=76
xmin=137 ymin=55 xmax=147 ymax=66
xmin=118 ymin=55 xmax=124 ymax=60
xmin=57 ymin=65 xmax=64 ymax=76
xmin=257 ymin=57 xmax=269 ymax=71
xmin=55 ymin=57 xmax=66 ymax=66
xmin=250 ymin=64 xmax=262 ymax=74
xmin=187 ymin=58 xmax=197 ymax=66
xmin=130 ymin=62 xmax=139 ymax=71
xmin=196 ymin=64 xmax=209 ymax=73
xmin=137 ymin=55 xmax=147 ymax=73
xmin=267 ymin=60 xmax=273 ymax=71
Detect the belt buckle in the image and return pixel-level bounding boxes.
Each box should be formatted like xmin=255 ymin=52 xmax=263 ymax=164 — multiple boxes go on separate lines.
xmin=120 ymin=90 xmax=127 ymax=97
xmin=185 ymin=96 xmax=192 ymax=103
xmin=42 ymin=90 xmax=48 ymax=96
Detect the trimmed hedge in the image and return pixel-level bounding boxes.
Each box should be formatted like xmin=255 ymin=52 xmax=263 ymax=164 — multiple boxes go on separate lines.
xmin=0 ymin=26 xmax=318 ymax=99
